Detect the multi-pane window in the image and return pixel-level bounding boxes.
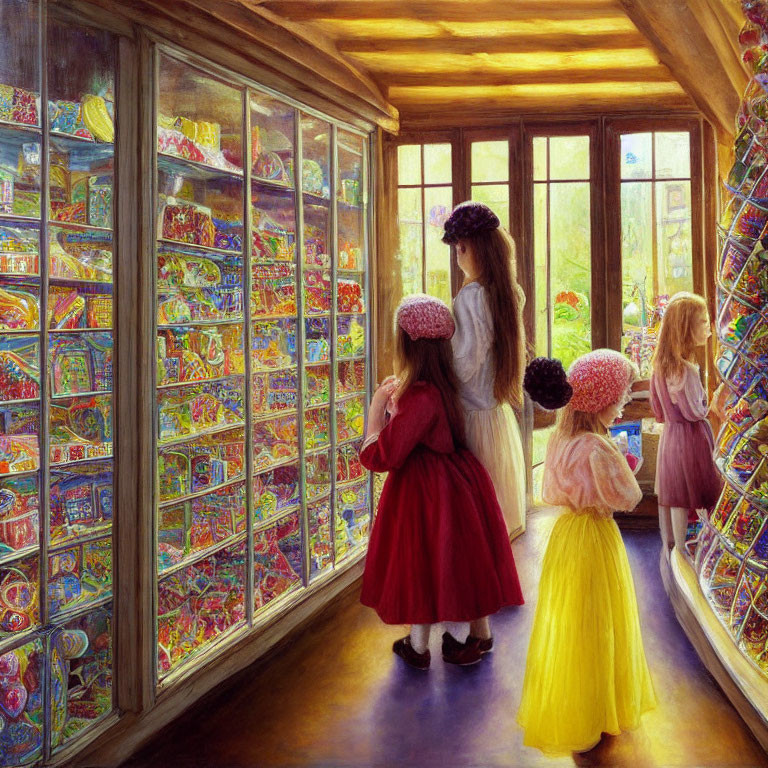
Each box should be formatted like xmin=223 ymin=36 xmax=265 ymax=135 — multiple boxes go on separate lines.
xmin=533 ymin=135 xmax=592 ymax=371
xmin=396 ymin=144 xmax=452 ymax=304
xmin=620 ymin=132 xmax=693 ymax=377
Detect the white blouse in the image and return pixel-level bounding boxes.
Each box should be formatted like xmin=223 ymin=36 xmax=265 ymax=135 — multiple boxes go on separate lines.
xmin=451 ymin=282 xmax=497 ymax=411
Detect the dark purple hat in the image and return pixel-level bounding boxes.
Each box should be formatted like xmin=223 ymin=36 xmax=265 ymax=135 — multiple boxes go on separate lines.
xmin=442 ymin=201 xmax=500 ymax=244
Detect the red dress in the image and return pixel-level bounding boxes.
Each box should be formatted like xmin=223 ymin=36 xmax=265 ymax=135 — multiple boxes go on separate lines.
xmin=360 ymin=381 xmax=524 ymax=624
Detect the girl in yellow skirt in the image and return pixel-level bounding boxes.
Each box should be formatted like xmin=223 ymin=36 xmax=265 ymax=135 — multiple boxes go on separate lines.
xmin=518 ymin=350 xmax=656 ymax=755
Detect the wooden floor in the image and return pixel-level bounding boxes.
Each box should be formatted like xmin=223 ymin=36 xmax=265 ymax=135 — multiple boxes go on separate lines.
xmin=123 ymin=508 xmax=768 ymax=767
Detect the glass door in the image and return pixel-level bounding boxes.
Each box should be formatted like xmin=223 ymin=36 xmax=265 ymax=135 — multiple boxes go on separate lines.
xmin=334 ymin=129 xmax=370 ymax=565
xmin=154 ymin=53 xmax=247 ymax=677
xmin=153 ymin=47 xmax=372 ymax=684
xmin=1 ymin=2 xmax=118 ymax=762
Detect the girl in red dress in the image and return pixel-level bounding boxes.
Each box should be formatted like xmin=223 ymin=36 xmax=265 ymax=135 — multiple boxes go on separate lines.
xmin=360 ymin=294 xmax=524 ymax=670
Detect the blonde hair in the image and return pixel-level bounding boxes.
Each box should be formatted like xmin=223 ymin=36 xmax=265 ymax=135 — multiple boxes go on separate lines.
xmin=652 ymin=292 xmax=708 ymax=381
xmin=554 ymin=405 xmax=606 ymax=440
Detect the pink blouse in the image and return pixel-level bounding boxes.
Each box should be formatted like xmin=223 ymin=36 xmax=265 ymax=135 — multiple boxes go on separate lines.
xmin=542 ymin=432 xmax=642 ymax=513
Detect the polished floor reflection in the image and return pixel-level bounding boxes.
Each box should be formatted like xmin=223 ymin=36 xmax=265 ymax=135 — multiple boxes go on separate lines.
xmin=124 ymin=508 xmax=768 ymax=767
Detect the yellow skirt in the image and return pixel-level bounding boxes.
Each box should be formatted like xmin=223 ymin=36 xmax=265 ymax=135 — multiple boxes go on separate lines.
xmin=517 ymin=508 xmax=656 ymax=755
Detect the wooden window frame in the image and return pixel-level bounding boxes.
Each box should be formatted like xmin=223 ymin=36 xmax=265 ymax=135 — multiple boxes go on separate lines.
xmin=605 ymin=117 xmax=705 ymax=365
xmin=386 ymin=116 xmax=708 ymax=378
xmin=460 ymin=126 xmax=524 ymax=300
xmin=521 ymin=120 xmax=605 ymax=354
xmin=390 ymin=130 xmax=462 ymax=297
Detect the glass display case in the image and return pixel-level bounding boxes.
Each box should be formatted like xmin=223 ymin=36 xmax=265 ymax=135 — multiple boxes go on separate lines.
xmin=0 ymin=3 xmax=116 ymax=764
xmin=153 ymin=51 xmax=371 ymax=681
xmin=693 ymin=25 xmax=768 ymax=686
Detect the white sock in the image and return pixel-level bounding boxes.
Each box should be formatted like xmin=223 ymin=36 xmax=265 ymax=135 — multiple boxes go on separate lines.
xmin=410 ymin=624 xmax=431 ymax=654
xmin=442 ymin=621 xmax=470 ymax=643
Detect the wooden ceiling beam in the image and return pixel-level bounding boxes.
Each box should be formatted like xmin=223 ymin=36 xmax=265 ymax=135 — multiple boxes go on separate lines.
xmin=389 ymin=81 xmax=689 ymax=109
xmin=399 ymin=104 xmax=699 ymax=130
xmin=261 ymin=0 xmax=626 ymax=23
xmin=383 ymin=66 xmax=675 ymax=88
xmin=344 ymin=48 xmax=662 ymax=75
xmin=310 ymin=16 xmax=638 ymax=41
xmin=337 ymin=31 xmax=648 ymax=54
xmin=617 ymin=0 xmax=746 ymax=138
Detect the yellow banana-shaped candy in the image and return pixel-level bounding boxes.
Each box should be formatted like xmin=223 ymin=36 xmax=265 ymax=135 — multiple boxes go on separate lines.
xmin=82 ymin=94 xmax=114 ymax=143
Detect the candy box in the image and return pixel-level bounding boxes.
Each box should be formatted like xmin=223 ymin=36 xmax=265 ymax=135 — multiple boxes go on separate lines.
xmin=88 ymin=175 xmax=112 ymax=229
xmin=11 ymin=87 xmax=39 ymax=126
xmin=0 ymin=85 xmax=14 ymax=122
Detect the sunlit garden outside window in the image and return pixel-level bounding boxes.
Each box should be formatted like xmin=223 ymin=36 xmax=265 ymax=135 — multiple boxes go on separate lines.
xmin=533 ymin=135 xmax=592 ymax=372
xmin=620 ymin=131 xmax=693 ymax=377
xmin=396 ymin=144 xmax=452 ymax=304
xmin=471 ymin=140 xmax=510 ymax=229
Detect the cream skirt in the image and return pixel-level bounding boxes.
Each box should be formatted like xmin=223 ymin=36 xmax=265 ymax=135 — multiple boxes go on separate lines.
xmin=465 ymin=403 xmax=526 ymax=538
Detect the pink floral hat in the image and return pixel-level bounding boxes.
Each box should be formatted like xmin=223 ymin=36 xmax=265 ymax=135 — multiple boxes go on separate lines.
xmin=396 ymin=294 xmax=455 ymax=341
xmin=567 ymin=349 xmax=637 ymax=413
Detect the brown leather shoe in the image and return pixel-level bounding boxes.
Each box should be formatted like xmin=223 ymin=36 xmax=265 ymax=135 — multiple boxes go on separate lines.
xmin=393 ymin=636 xmax=431 ymax=670
xmin=466 ymin=635 xmax=493 ymax=654
xmin=441 ymin=632 xmax=482 ymax=665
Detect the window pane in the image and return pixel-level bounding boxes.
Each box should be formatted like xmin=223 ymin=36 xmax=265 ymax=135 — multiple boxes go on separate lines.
xmin=620 ymin=182 xmax=654 ymax=377
xmin=423 ymin=143 xmax=452 ymax=185
xmin=655 ymin=132 xmax=690 ymax=179
xmin=621 ymin=178 xmax=693 ymax=377
xmin=656 ymin=180 xmax=693 ymax=291
xmin=533 ymin=137 xmax=547 ymax=181
xmin=550 ymin=182 xmax=592 ymax=370
xmin=424 ymin=186 xmax=452 ymax=304
xmin=471 ymin=140 xmax=508 ymax=183
xmin=471 ymin=184 xmax=509 ymax=229
xmin=397 ymin=187 xmax=423 ymax=295
xmin=397 ymin=144 xmax=421 ymax=185
xmin=621 ymin=133 xmax=652 ymax=180
xmin=533 ymin=183 xmax=548 ymax=357
xmin=549 ymin=136 xmax=589 ymax=181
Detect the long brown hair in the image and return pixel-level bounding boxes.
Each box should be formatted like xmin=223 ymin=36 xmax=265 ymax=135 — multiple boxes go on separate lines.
xmin=652 ymin=292 xmax=708 ymax=381
xmin=395 ymin=326 xmax=466 ymax=447
xmin=463 ymin=228 xmax=526 ymax=408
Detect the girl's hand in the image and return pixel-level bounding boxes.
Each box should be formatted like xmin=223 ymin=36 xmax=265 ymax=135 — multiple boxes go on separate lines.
xmin=709 ymin=382 xmax=727 ymax=418
xmin=366 ymin=378 xmax=398 ymax=438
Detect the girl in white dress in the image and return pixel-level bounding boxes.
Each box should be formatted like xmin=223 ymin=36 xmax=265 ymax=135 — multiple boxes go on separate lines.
xmin=442 ymin=202 xmax=527 ymax=651
xmin=443 ymin=202 xmax=527 ymax=539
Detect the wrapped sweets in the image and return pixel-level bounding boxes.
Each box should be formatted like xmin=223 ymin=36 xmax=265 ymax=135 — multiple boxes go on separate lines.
xmin=160 ymin=198 xmax=215 ymax=248
xmin=11 ymin=86 xmax=39 ymax=126
xmin=337 ymin=278 xmax=364 ymax=313
xmin=0 ymin=286 xmax=38 ymax=330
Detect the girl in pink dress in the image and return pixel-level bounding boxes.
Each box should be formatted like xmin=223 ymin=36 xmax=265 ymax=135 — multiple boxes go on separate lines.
xmin=650 ymin=292 xmax=723 ymax=556
xmin=359 ymin=295 xmax=523 ymax=670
